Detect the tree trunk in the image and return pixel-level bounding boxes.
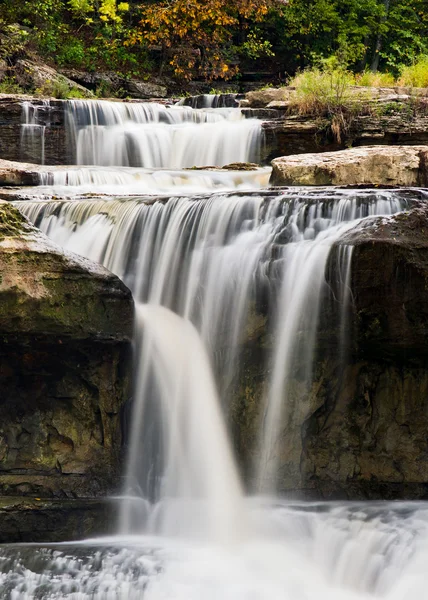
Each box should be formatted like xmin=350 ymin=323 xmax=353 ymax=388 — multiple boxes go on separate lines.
xmin=371 ymin=0 xmax=391 ymax=72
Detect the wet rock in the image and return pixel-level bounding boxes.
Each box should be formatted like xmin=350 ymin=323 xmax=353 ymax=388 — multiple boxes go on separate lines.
xmin=0 ymin=159 xmax=42 ymax=185
xmin=0 ymin=497 xmax=115 ymax=543
xmin=270 ymin=146 xmax=428 ymax=186
xmin=0 ymin=201 xmax=133 ymax=505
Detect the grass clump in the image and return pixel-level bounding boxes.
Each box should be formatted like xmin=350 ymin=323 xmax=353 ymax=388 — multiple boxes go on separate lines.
xmin=288 ymin=61 xmax=370 ymax=143
xmin=398 ymin=56 xmax=428 ymax=88
xmin=290 ymin=65 xmax=356 ymax=115
xmin=355 ymin=70 xmax=396 ymax=88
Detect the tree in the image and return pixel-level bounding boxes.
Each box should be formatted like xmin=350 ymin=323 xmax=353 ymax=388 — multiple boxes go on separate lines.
xmin=130 ymin=0 xmax=283 ymax=79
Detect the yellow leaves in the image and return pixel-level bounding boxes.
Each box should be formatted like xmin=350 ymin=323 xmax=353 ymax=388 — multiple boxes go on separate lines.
xmin=134 ymin=0 xmax=273 ymax=80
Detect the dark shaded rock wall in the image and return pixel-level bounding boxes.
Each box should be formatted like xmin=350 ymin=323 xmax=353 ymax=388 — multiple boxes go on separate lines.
xmin=0 ymin=202 xmax=133 ymax=502
xmin=0 ymin=96 xmax=71 ymax=165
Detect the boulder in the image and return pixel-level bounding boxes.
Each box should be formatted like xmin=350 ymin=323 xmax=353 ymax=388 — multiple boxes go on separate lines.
xmin=125 ymin=80 xmax=168 ymax=99
xmin=14 ymin=59 xmax=93 ymax=98
xmin=299 ymin=205 xmax=428 ymax=499
xmin=0 ymin=159 xmax=43 ymax=185
xmin=270 ymin=145 xmax=428 ymax=186
xmin=0 ymin=201 xmax=133 ymax=511
xmin=243 ymin=87 xmax=294 ymax=108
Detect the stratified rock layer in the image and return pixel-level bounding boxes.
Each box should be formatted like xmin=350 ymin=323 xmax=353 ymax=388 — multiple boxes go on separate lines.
xmin=270 ymin=146 xmax=428 ymax=186
xmin=0 ymin=202 xmax=133 ymax=506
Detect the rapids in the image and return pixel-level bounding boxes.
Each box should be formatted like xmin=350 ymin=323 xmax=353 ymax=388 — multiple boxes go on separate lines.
xmin=6 ymin=97 xmax=428 ymax=598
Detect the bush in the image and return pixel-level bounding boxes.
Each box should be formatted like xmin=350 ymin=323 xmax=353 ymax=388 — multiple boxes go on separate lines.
xmin=356 ymin=70 xmax=396 ymax=88
xmin=56 ymin=39 xmax=86 ymax=68
xmin=398 ymin=56 xmax=428 ymax=88
xmin=35 ymin=78 xmax=75 ymax=99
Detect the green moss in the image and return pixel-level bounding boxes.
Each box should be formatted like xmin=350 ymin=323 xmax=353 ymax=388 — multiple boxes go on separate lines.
xmin=0 ymin=204 xmax=30 ymax=240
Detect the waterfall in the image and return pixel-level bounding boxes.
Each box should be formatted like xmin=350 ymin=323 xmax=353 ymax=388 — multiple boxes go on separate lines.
xmin=176 ymin=93 xmax=240 ymax=108
xmin=6 ymin=92 xmax=428 ymax=599
xmin=35 ymin=166 xmax=271 ymax=195
xmin=64 ymin=100 xmax=262 ymax=167
xmin=257 ymin=193 xmax=405 ymax=492
xmin=20 ymin=100 xmax=50 ymax=164
xmin=19 ymin=189 xmax=408 ymax=509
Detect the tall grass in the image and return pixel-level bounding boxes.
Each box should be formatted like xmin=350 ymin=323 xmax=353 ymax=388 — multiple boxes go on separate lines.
xmin=355 ymin=70 xmax=396 ymax=87
xmin=398 ymin=56 xmax=428 ymax=88
xmin=288 ymin=65 xmax=371 ymax=143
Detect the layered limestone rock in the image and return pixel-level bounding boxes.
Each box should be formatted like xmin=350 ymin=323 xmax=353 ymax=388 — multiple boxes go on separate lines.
xmin=0 ymin=201 xmax=133 ymax=539
xmin=270 ymin=146 xmax=428 ymax=186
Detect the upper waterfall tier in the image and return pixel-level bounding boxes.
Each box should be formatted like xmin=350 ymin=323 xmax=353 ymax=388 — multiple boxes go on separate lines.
xmin=22 ymin=100 xmax=263 ymax=169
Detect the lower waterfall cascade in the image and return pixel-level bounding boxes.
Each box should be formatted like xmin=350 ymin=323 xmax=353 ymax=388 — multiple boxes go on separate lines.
xmin=2 ymin=97 xmax=428 ymax=598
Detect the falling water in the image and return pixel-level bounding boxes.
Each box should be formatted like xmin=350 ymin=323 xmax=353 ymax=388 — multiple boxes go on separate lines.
xmin=20 ymin=100 xmax=50 ymax=164
xmin=64 ymin=100 xmax=262 ymax=167
xmin=19 ymin=190 xmax=409 ymax=507
xmin=176 ymin=93 xmax=240 ymax=108
xmin=256 ymin=193 xmax=405 ymax=492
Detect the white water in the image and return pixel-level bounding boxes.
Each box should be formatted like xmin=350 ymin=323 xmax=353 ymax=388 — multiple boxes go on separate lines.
xmin=29 ymin=165 xmax=271 ymax=197
xmin=120 ymin=304 xmax=244 ymax=541
xmin=1 ymin=501 xmax=428 ymax=598
xmin=257 ymin=194 xmax=404 ymax=491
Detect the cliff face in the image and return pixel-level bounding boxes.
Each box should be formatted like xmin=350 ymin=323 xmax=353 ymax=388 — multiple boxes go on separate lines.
xmin=0 ymin=202 xmax=133 ymax=540
xmin=230 ymin=202 xmax=428 ymax=499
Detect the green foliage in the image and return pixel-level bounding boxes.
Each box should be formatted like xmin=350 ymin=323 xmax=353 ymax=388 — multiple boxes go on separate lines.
xmin=0 ymin=76 xmax=24 ymax=94
xmin=398 ymin=56 xmax=428 ymax=88
xmin=34 ymin=78 xmax=87 ymax=99
xmin=290 ymin=63 xmax=356 ymax=112
xmin=56 ymin=39 xmax=86 ymax=67
xmin=35 ymin=78 xmax=71 ymax=98
xmin=0 ymin=0 xmax=426 ymax=85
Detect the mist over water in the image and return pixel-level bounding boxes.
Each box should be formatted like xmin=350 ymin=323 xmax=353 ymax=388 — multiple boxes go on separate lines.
xmin=9 ymin=98 xmax=428 ymax=598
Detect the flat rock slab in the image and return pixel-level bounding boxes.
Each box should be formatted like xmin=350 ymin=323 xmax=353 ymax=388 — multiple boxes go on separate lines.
xmin=270 ymin=145 xmax=428 ymax=186
xmin=0 ymin=159 xmax=91 ymax=186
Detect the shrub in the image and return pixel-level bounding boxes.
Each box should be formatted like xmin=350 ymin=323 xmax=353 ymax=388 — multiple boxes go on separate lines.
xmin=398 ymin=56 xmax=428 ymax=88
xmin=56 ymin=39 xmax=86 ymax=68
xmin=35 ymin=78 xmax=71 ymax=99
